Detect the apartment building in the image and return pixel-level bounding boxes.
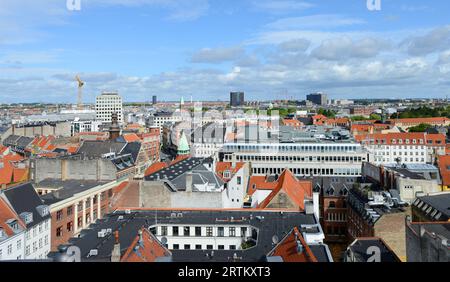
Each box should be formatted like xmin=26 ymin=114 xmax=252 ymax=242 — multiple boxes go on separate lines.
xmin=388 ymin=117 xmax=450 ymax=130
xmin=49 ymin=209 xmax=333 ymax=262
xmin=0 ymin=183 xmax=52 ymax=260
xmin=191 ymin=122 xmax=227 ymax=158
xmin=39 ymin=179 xmax=128 ymax=251
xmin=356 ymin=132 xmax=446 ymax=164
xmin=0 ymin=197 xmax=26 ymax=261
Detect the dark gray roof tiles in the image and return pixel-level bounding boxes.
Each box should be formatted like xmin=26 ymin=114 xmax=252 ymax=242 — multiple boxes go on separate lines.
xmin=312 ymin=176 xmax=360 ymax=197
xmin=49 ymin=209 xmax=323 ymax=262
xmin=77 ymin=140 xmax=127 ymax=158
xmin=38 ymin=179 xmax=108 ymax=205
xmin=347 ymin=238 xmax=400 ymax=262
xmin=144 ymin=157 xmax=204 ymax=182
xmin=416 ymin=193 xmax=450 ymax=218
xmin=2 ymin=182 xmax=51 ymax=228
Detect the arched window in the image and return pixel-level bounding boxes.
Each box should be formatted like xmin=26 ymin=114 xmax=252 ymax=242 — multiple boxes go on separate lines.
xmin=329 ymin=201 xmax=336 ymax=208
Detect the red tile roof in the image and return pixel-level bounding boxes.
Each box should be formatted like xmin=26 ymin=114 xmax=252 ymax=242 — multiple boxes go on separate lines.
xmin=0 ymin=154 xmax=27 ymax=186
xmin=257 ymin=169 xmax=312 ymax=211
xmin=0 ymin=145 xmax=9 ymax=155
xmin=282 ymin=119 xmax=303 ymax=127
xmin=437 ymin=155 xmax=450 ymax=186
xmin=123 ymin=133 xmax=141 ymax=143
xmin=215 ymin=162 xmax=245 ymax=180
xmin=247 ymin=176 xmax=278 ymax=196
xmin=0 ymin=197 xmax=26 ymax=236
xmin=389 ymin=117 xmax=450 ymax=125
xmin=269 ymin=227 xmax=318 ymax=262
xmin=120 ymin=227 xmax=171 ymax=262
xmin=144 ymin=162 xmax=168 ymax=176
xmin=169 ymin=154 xmax=190 ymax=166
xmin=355 ymin=132 xmax=446 ymax=146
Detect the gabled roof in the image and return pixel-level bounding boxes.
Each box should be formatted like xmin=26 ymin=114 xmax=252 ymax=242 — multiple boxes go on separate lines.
xmin=247 ymin=175 xmax=278 ymax=196
xmin=2 ymin=182 xmax=50 ymax=228
xmin=215 ymin=162 xmax=244 ymax=181
xmin=0 ymin=197 xmax=26 ymax=237
xmin=389 ymin=117 xmax=450 ymax=124
xmin=171 ymin=167 xmax=224 ymax=191
xmin=121 ymin=142 xmax=142 ymax=164
xmin=3 ymin=135 xmax=34 ymax=148
xmin=120 ymin=228 xmax=172 ymax=262
xmin=257 ymin=169 xmax=312 ymax=210
xmin=144 ymin=162 xmax=168 ymax=176
xmin=123 ymin=133 xmax=141 ymax=143
xmin=0 ymin=154 xmax=27 ymax=186
xmin=267 ymin=227 xmax=318 ymax=262
xmin=77 ymin=140 xmax=127 ymax=158
xmin=347 ymin=237 xmax=401 ymax=262
xmin=437 ymin=155 xmax=450 ymax=186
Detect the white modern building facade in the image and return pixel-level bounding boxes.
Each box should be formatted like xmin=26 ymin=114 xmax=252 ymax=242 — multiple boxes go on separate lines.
xmin=95 ymin=92 xmax=123 ymax=123
xmin=219 ymin=142 xmax=369 ymax=177
xmin=150 ymin=223 xmax=254 ymax=251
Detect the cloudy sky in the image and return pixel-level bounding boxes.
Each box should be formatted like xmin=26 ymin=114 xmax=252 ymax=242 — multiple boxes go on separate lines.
xmin=1 ymin=0 xmax=450 ymax=103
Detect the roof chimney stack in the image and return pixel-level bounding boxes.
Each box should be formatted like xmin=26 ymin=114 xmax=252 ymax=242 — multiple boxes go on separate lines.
xmin=111 ymin=231 xmax=121 ymax=262
xmin=186 ymin=171 xmax=193 ymax=192
xmin=138 ymin=229 xmax=143 ymax=245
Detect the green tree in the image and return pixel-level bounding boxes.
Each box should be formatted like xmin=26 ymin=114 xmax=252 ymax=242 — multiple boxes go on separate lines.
xmin=408 ymin=123 xmax=432 ymax=132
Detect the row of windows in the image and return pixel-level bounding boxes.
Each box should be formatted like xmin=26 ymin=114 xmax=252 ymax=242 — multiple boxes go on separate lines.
xmin=374 ymin=157 xmax=425 ymax=163
xmin=374 ymin=151 xmax=425 ymax=156
xmin=155 ymin=226 xmax=248 ymax=237
xmin=326 ymin=212 xmax=347 ymax=222
xmin=224 ymin=144 xmax=360 ymax=153
xmin=366 ymin=138 xmax=443 ymax=145
xmin=370 ymin=145 xmax=427 ymax=150
xmin=170 ymin=244 xmax=237 ymax=251
xmin=25 ymin=221 xmax=49 ymax=240
xmin=252 ymin=167 xmax=361 ymax=176
xmin=232 ymin=154 xmax=364 ymax=163
xmin=0 ymin=235 xmax=49 ymax=259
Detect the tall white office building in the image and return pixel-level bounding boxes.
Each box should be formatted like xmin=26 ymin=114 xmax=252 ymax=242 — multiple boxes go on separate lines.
xmin=95 ymin=92 xmax=123 ymax=123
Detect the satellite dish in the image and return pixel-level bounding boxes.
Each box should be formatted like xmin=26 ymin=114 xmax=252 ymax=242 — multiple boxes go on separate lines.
xmin=160 ymin=237 xmax=168 ymax=245
xmin=272 ymin=235 xmax=279 ymax=245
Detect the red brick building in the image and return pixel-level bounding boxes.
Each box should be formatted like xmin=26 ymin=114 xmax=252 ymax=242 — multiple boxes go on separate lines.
xmin=43 ymin=180 xmax=129 ymax=251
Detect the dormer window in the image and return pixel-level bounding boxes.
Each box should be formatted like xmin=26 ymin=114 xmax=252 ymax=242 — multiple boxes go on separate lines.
xmin=223 ymin=170 xmax=231 ymax=179
xmin=6 ymin=219 xmax=19 ymax=231
xmin=20 ymin=212 xmax=33 ymax=225
xmin=36 ymin=205 xmax=49 ymax=217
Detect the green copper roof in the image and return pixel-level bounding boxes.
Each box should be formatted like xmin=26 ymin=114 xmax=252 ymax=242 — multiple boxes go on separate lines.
xmin=177 ymin=131 xmax=190 ymax=155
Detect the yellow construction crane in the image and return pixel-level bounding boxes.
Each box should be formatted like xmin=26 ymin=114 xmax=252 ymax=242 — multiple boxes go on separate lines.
xmin=75 ymin=75 xmax=84 ymax=109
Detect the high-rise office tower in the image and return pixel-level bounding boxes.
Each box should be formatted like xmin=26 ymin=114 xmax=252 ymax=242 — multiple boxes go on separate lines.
xmin=95 ymin=92 xmax=123 ymax=123
xmin=307 ymin=92 xmax=328 ymax=106
xmin=230 ymin=91 xmax=245 ymax=107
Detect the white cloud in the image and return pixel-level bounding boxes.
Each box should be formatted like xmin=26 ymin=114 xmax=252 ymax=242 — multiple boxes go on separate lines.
xmin=403 ymin=25 xmax=450 ymax=56
xmin=88 ymin=0 xmax=209 ymax=21
xmin=251 ymin=0 xmax=314 ymax=14
xmin=311 ymin=37 xmax=390 ymax=60
xmin=191 ymin=46 xmax=244 ymax=64
xmin=265 ymin=14 xmax=366 ymax=30
xmin=278 ymin=38 xmax=311 ymax=52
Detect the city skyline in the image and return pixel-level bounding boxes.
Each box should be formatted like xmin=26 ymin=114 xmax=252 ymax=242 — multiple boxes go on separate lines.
xmin=1 ymin=0 xmax=450 ymax=103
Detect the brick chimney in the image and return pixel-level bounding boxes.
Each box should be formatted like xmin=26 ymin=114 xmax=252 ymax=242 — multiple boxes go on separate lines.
xmin=111 ymin=231 xmax=121 ymax=262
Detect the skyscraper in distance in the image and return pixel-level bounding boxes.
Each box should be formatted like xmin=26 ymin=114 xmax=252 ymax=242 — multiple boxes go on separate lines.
xmin=230 ymin=91 xmax=245 ymax=107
